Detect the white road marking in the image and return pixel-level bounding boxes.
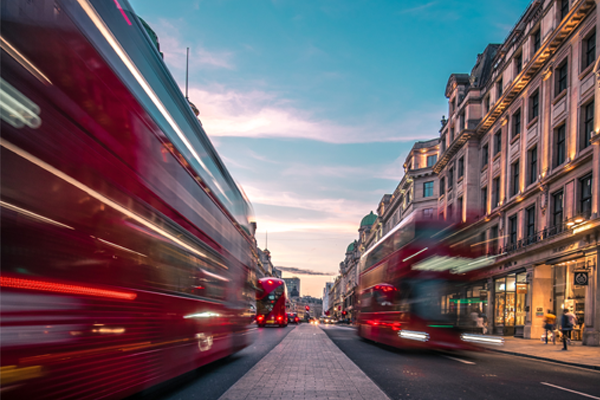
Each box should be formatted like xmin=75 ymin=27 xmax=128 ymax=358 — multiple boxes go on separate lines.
xmin=541 ymin=383 xmax=600 ymax=399
xmin=443 ymin=355 xmax=476 ymax=365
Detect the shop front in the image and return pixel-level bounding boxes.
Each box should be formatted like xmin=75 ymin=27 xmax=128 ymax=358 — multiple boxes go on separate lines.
xmin=550 ymin=254 xmax=594 ymax=342
xmin=493 ymin=271 xmax=529 ymax=337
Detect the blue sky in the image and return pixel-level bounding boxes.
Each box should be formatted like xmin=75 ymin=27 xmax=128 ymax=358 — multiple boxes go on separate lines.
xmin=130 ymin=0 xmax=532 ymax=297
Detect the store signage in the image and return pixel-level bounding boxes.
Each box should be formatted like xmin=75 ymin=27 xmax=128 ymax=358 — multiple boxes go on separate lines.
xmin=574 ymin=271 xmax=589 ymax=286
xmin=516 ymin=283 xmax=527 ymax=294
xmin=535 ymin=307 xmax=544 ymax=317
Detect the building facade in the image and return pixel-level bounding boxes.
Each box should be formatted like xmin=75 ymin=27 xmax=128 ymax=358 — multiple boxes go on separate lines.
xmin=433 ymin=0 xmax=599 ymax=344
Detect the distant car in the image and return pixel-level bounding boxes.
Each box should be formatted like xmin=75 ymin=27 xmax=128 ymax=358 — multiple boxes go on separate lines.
xmin=309 ymin=318 xmax=319 ymax=325
xmin=287 ymin=312 xmax=300 ymax=324
xmin=323 ymin=317 xmax=333 ymax=324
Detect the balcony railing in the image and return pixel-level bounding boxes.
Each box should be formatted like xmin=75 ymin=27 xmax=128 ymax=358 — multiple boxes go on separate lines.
xmin=492 ymin=224 xmax=567 ymax=256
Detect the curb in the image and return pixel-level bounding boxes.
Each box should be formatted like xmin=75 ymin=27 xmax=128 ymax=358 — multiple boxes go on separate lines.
xmin=485 ymin=347 xmax=600 ymax=371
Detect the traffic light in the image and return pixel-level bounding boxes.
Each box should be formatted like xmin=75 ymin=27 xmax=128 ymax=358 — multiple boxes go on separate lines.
xmin=305 ymin=305 xmax=310 ymax=311
xmin=342 ymin=311 xmax=347 ymax=316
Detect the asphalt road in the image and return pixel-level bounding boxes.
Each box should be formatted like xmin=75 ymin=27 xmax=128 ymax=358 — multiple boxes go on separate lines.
xmin=130 ymin=324 xmax=296 ymax=400
xmin=321 ymin=324 xmax=600 ymax=400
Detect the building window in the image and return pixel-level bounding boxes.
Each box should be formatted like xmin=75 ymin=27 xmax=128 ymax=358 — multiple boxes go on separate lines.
xmin=525 ymin=205 xmax=536 ymax=242
xmin=423 ymin=181 xmax=434 ymax=198
xmin=490 ymin=226 xmax=499 ymax=254
xmin=552 ymin=190 xmax=564 ymax=229
xmin=555 ymin=59 xmax=568 ymax=95
xmin=579 ymin=173 xmax=592 ymax=217
xmin=515 ymin=52 xmax=523 ymax=74
xmin=528 ymin=146 xmax=538 ymax=185
xmin=511 ymin=161 xmax=520 ymax=197
xmin=458 ymin=157 xmax=464 ymax=178
xmin=497 ymin=78 xmax=503 ymax=98
xmin=482 ymin=144 xmax=489 ymax=168
xmin=423 ymin=208 xmax=434 ymax=219
xmin=532 ymin=28 xmax=541 ymax=54
xmin=494 ymin=131 xmax=502 ymax=156
xmin=459 ymin=112 xmax=465 ymax=130
xmin=448 ymin=167 xmax=454 ymax=190
xmin=554 ymin=124 xmax=566 ymax=167
xmin=440 ymin=177 xmax=445 ymax=196
xmin=481 ymin=187 xmax=488 ymax=214
xmin=447 ymin=203 xmax=453 ymax=219
xmin=484 ymin=95 xmax=490 ymax=114
xmin=512 ymin=108 xmax=521 ymax=139
xmin=581 ymin=100 xmax=594 ymax=150
xmin=529 ymin=90 xmax=539 ymax=122
xmin=458 ymin=197 xmax=464 ymax=222
xmin=406 ymin=189 xmax=412 ymax=204
xmin=582 ymin=30 xmax=596 ymax=70
xmin=509 ymin=215 xmax=518 ymax=245
xmin=492 ymin=177 xmax=500 ymax=209
xmin=427 ymin=154 xmax=437 ymax=167
xmin=559 ymin=0 xmax=569 ymax=20
xmin=450 ymin=127 xmax=455 ymax=143
xmin=441 ymin=135 xmax=446 ymax=153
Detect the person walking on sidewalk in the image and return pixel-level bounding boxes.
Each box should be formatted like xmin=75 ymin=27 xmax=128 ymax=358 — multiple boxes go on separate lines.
xmin=560 ymin=308 xmax=573 ymax=351
xmin=543 ymin=310 xmax=556 ymax=344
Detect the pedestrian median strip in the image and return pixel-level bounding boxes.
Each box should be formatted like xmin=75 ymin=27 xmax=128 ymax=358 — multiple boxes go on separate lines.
xmin=540 ymin=382 xmax=600 ymax=400
xmin=218 ymin=323 xmax=390 ymax=400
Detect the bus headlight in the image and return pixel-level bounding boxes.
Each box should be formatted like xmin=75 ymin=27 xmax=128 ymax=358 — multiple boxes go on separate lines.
xmin=398 ymin=330 xmax=430 ymax=342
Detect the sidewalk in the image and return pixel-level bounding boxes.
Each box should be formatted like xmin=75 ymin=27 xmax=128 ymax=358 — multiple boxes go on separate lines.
xmin=218 ymin=324 xmax=390 ymax=400
xmin=483 ymin=336 xmax=600 ymax=370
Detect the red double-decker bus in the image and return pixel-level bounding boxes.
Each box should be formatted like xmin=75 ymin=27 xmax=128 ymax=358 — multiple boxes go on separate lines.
xmin=1 ymin=1 xmax=256 ymax=398
xmin=357 ymin=217 xmax=503 ymax=351
xmin=256 ymin=278 xmax=288 ymax=327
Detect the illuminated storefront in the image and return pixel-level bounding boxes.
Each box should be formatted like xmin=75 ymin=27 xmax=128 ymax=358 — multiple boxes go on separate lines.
xmin=493 ymin=271 xmax=528 ymax=336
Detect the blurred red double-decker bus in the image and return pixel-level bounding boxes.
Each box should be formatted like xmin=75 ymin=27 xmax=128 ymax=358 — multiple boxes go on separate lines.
xmin=1 ymin=0 xmax=256 ymax=398
xmin=357 ymin=216 xmax=503 ymax=351
xmin=256 ymin=278 xmax=288 ymax=328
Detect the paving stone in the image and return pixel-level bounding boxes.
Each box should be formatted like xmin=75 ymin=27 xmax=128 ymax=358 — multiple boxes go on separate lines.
xmin=217 ymin=324 xmax=390 ymax=400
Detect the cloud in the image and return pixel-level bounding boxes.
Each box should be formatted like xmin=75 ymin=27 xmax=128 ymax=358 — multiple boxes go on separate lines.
xmin=398 ymin=1 xmax=438 ymax=15
xmin=189 ymin=85 xmax=440 ymax=144
xmin=153 ymin=19 xmax=234 ymax=70
xmin=275 ymin=266 xmax=336 ymax=276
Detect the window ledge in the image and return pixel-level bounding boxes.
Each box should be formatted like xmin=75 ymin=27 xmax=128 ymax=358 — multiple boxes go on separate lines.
xmin=579 ymin=64 xmax=594 ymax=81
xmin=493 ymin=152 xmax=501 ymax=162
xmin=457 ymin=176 xmax=464 ymax=183
xmin=526 ymin=116 xmax=539 ymax=130
xmin=510 ymin=133 xmax=521 ymax=145
xmin=481 ymin=164 xmax=489 ymax=173
xmin=552 ymin=89 xmax=567 ymax=105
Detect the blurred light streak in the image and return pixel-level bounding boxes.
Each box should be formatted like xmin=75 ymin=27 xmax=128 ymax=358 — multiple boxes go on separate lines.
xmin=0 ymin=277 xmax=137 ymax=300
xmin=0 ymin=78 xmax=42 ymax=129
xmin=95 ymin=237 xmax=147 ymax=257
xmin=0 ymin=139 xmax=207 ymax=259
xmin=112 ymin=0 xmax=131 ymax=25
xmin=461 ymin=333 xmax=504 ymax=345
xmin=75 ymin=0 xmax=230 ymax=205
xmin=93 ymin=327 xmax=126 ymax=334
xmin=0 ymin=201 xmax=74 ymax=230
xmin=402 ymin=247 xmax=428 ymax=262
xmin=184 ymin=312 xmax=220 ymax=319
xmin=0 ymin=37 xmax=52 ymax=85
xmin=201 ymin=268 xmax=229 ymax=282
xmin=398 ymin=330 xmax=429 ymax=342
xmin=0 ymin=365 xmax=44 ymax=385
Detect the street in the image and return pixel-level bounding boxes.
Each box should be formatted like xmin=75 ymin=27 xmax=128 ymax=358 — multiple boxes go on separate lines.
xmin=134 ymin=326 xmax=294 ymax=400
xmin=321 ymin=325 xmax=600 ymax=400
xmin=131 ymin=324 xmax=600 ymax=400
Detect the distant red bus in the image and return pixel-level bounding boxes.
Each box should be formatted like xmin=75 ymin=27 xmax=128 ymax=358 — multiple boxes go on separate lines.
xmin=357 ymin=217 xmax=502 ymax=351
xmin=1 ymin=1 xmax=255 ymax=399
xmin=256 ymin=278 xmax=288 ymax=327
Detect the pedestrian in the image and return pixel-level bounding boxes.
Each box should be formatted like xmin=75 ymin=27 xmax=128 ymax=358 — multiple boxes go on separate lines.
xmin=543 ymin=310 xmax=556 ymax=344
xmin=560 ymin=308 xmax=573 ymax=350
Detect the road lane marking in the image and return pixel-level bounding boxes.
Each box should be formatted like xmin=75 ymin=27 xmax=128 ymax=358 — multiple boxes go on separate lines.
xmin=443 ymin=355 xmax=475 ymax=365
xmin=541 ymin=383 xmax=600 ymax=399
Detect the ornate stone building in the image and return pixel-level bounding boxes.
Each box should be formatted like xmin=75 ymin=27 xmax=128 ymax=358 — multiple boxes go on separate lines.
xmin=434 ymin=0 xmax=599 ymax=344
